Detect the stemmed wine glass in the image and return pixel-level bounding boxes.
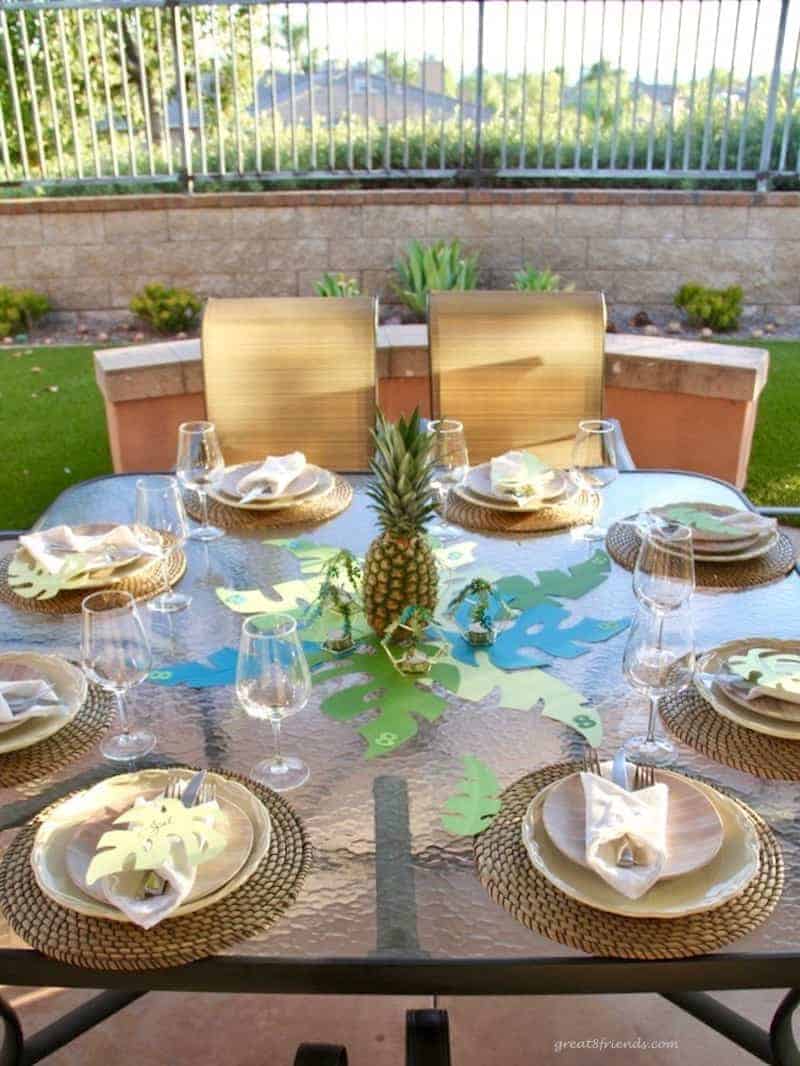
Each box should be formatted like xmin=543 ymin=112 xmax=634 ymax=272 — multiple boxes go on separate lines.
xmin=428 ymin=419 xmax=469 ymax=539
xmin=176 ymin=421 xmax=225 ymax=542
xmin=134 ymin=475 xmax=191 ymax=614
xmin=81 ymin=590 xmax=154 ymax=762
xmin=633 ymin=518 xmax=695 ymax=613
xmin=622 ymin=603 xmax=695 ymax=767
xmin=570 ymin=419 xmax=619 ymax=540
xmin=235 ymin=614 xmax=312 ymax=792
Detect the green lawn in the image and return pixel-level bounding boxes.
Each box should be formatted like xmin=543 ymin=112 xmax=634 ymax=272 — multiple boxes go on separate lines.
xmin=0 ymin=345 xmax=112 ymax=529
xmin=0 ymin=339 xmax=796 ymax=530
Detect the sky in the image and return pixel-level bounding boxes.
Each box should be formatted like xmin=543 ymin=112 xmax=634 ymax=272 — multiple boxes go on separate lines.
xmin=293 ymin=0 xmax=797 ymax=84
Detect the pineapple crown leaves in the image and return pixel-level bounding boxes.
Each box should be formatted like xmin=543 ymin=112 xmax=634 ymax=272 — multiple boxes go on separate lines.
xmin=367 ymin=408 xmax=439 ymax=535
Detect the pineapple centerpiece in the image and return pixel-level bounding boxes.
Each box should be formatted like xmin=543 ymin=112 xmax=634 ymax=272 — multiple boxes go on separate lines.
xmin=363 ymin=409 xmax=439 ymax=636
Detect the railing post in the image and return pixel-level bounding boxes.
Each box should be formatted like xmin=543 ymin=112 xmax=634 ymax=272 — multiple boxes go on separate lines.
xmin=168 ymin=0 xmax=193 ymax=193
xmin=757 ymin=0 xmax=791 ymax=192
xmin=472 ymin=0 xmax=486 ymax=187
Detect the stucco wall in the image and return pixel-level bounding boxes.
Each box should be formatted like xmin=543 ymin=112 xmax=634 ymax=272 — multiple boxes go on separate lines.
xmin=1 ymin=188 xmax=799 ymax=326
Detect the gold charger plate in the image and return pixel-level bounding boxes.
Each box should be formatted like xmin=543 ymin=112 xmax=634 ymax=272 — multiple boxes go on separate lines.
xmin=696 ymin=643 xmax=800 ymax=737
xmin=32 ymin=769 xmax=271 ymax=923
xmin=542 ymin=765 xmax=724 ymax=880
xmin=522 ymin=775 xmax=759 ymax=919
xmin=208 ymin=467 xmax=333 ymax=511
xmin=464 ymin=464 xmax=568 ymax=507
xmin=217 ymin=463 xmax=318 ymax=503
xmin=0 ymin=653 xmax=86 ymax=753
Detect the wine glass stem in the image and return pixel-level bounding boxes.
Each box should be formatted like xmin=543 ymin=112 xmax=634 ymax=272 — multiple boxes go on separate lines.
xmin=160 ymin=552 xmax=171 ymax=598
xmin=271 ymin=717 xmax=285 ymax=766
xmin=200 ymin=489 xmax=209 ymax=530
xmin=116 ymin=691 xmax=129 ymax=737
xmin=645 ymin=613 xmax=666 ymax=743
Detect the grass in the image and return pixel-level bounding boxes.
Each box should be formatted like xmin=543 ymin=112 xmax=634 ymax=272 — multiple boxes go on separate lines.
xmin=0 ymin=345 xmax=112 ymax=530
xmin=0 ymin=339 xmax=796 ymax=530
xmin=742 ymin=340 xmax=800 ymax=518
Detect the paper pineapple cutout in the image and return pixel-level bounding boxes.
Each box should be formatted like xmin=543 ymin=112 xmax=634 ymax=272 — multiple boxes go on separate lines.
xmin=86 ymin=797 xmax=226 ymax=885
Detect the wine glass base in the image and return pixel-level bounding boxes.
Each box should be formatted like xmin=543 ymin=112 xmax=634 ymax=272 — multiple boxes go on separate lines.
xmin=188 ymin=525 xmax=225 ymax=542
xmin=251 ymin=755 xmax=309 ymax=792
xmin=147 ymin=591 xmax=191 ymax=613
xmin=101 ymin=729 xmax=156 ymax=762
xmin=623 ymin=734 xmax=676 ymax=767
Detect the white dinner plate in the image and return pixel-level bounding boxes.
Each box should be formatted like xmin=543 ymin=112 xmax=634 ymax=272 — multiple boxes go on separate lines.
xmin=209 ymin=466 xmax=333 ymax=511
xmin=697 ymin=643 xmax=800 ymax=736
xmin=465 ymin=464 xmax=568 ymax=505
xmin=453 ymin=479 xmax=577 ymax=514
xmin=217 ymin=463 xmax=318 ymax=502
xmin=522 ymin=776 xmax=759 ymax=918
xmin=0 ymin=653 xmax=86 ymax=753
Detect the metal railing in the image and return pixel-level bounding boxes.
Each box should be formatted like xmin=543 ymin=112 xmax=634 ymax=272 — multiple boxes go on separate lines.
xmin=0 ymin=0 xmax=799 ymax=190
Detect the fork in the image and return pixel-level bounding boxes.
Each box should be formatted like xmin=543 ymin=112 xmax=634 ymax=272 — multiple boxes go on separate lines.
xmin=633 ymin=763 xmax=656 ymax=790
xmin=581 ymin=745 xmax=602 ymax=777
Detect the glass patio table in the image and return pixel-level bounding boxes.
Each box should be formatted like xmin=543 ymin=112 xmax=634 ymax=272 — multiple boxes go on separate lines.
xmin=0 ymin=471 xmax=799 ymax=1061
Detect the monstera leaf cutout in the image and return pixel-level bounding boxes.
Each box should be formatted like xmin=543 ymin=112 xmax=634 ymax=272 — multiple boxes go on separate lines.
xmin=727 ymin=647 xmax=800 ymax=698
xmin=149 ymin=647 xmax=239 ymax=688
xmin=85 ymin=798 xmax=226 ymax=884
xmin=312 ymin=636 xmax=459 ymax=758
xmin=215 ymin=578 xmax=322 ymax=616
xmin=269 ymin=538 xmax=353 ymax=577
xmin=495 ymin=549 xmax=612 ymax=608
xmin=661 ymin=505 xmax=732 ymax=535
xmin=7 ymin=552 xmax=100 ymax=600
xmin=441 ymin=755 xmax=502 ymax=836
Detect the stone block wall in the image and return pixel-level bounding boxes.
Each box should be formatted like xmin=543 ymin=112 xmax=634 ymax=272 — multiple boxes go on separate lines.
xmin=1 ymin=189 xmax=799 ymax=326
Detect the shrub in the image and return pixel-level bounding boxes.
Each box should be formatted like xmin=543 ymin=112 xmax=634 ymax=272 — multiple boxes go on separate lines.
xmin=674 ymin=282 xmax=743 ymax=332
xmin=393 ymin=239 xmax=479 ymax=320
xmin=314 ymin=272 xmax=361 ymax=297
xmin=129 ymin=283 xmax=202 ymax=335
xmin=0 ymin=286 xmax=50 ymax=338
xmin=511 ymin=266 xmax=574 ymax=293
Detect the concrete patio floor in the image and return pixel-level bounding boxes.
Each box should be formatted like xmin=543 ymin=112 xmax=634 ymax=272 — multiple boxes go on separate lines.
xmin=4 ymin=985 xmax=786 ymax=1063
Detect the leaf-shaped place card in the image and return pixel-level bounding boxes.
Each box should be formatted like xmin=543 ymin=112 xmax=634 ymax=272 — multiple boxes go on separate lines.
xmin=660 ymin=505 xmax=733 ymax=535
xmin=7 ymin=551 xmax=100 ymax=599
xmin=441 ymin=755 xmax=502 ymax=836
xmin=216 ymin=577 xmax=323 ymax=616
xmin=727 ymin=646 xmax=800 ymax=701
xmin=85 ymin=797 xmax=226 ymax=885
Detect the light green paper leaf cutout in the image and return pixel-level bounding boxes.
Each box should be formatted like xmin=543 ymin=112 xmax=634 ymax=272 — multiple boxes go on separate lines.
xmin=661 ymin=506 xmax=731 ymax=534
xmin=7 ymin=553 xmax=99 ymax=600
xmin=85 ymin=798 xmax=226 ymax=884
xmin=728 ymin=647 xmax=800 ymax=697
xmin=215 ymin=578 xmax=323 ymax=615
xmin=440 ymin=648 xmax=602 ymax=746
xmin=433 ymin=540 xmax=479 ymax=571
xmin=441 ymin=755 xmax=502 ymax=836
xmin=268 ymin=538 xmax=346 ymax=577
xmin=495 ymin=549 xmax=611 ymax=609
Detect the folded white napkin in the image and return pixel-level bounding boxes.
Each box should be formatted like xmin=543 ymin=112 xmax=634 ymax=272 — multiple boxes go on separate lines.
xmin=97 ymin=794 xmax=221 ymax=930
xmin=581 ymin=771 xmax=669 ymax=900
xmin=716 ymin=511 xmax=777 ymax=537
xmin=20 ymin=524 xmax=160 ymax=576
xmin=0 ymin=679 xmax=63 ymax=723
xmin=236 ymin=451 xmax=306 ymax=498
xmin=489 ymin=451 xmax=552 ymax=506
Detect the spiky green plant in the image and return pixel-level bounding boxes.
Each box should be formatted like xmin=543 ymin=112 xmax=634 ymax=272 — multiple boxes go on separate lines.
xmin=511 ymin=266 xmax=574 ymax=293
xmin=313 ymin=272 xmax=361 ymax=297
xmin=362 ymin=408 xmax=439 ymax=635
xmin=393 ymin=240 xmax=479 ymax=320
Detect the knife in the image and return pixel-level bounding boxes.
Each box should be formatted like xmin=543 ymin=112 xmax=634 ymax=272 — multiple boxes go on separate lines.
xmin=611 ymin=750 xmax=636 ymax=869
xmin=140 ymin=770 xmax=207 ymax=898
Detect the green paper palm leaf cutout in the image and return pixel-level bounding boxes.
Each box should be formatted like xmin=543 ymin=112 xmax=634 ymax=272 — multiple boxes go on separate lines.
xmin=495 ymin=549 xmax=611 ymax=608
xmin=312 ymin=636 xmax=459 ymax=757
xmin=85 ymin=798 xmax=226 ymax=885
xmin=7 ymin=553 xmax=100 ymax=599
xmin=662 ymin=506 xmax=731 ymax=534
xmin=728 ymin=647 xmax=800 ymax=696
xmin=441 ymin=755 xmax=502 ymax=836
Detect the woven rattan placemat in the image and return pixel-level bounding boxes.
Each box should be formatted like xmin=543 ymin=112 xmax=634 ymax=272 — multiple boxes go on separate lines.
xmin=0 ymin=541 xmax=187 ymax=615
xmin=474 ymin=762 xmax=782 ymax=959
xmin=606 ymin=520 xmax=796 ymax=591
xmin=660 ymin=686 xmax=800 ymax=780
xmin=186 ymin=477 xmax=353 ymax=530
xmin=0 ymin=767 xmax=312 ymax=971
xmin=444 ymin=490 xmax=598 ymax=535
xmin=0 ymin=682 xmax=114 ymax=788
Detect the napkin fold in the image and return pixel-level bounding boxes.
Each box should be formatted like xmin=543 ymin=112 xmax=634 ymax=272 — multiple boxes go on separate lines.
xmin=96 ymin=794 xmax=221 ymax=930
xmin=0 ymin=679 xmax=63 ymax=723
xmin=20 ymin=524 xmax=160 ymax=576
xmin=236 ymin=452 xmax=306 ymax=498
xmin=489 ymin=450 xmax=552 ymax=506
xmin=715 ymin=511 xmax=777 ymax=537
xmin=581 ymin=771 xmax=669 ymax=900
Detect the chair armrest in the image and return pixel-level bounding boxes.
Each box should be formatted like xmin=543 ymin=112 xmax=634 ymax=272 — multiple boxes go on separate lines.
xmin=755 ymin=507 xmax=800 ymax=518
xmin=607 ymin=418 xmax=636 ymax=472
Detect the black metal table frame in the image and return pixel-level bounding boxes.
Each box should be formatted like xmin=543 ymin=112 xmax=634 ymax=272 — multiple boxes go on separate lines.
xmin=1 ymin=470 xmax=799 ymax=1065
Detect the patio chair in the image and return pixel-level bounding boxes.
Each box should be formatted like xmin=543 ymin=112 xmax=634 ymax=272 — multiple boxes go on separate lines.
xmin=428 ymin=290 xmax=634 ymax=469
xmin=202 ymin=297 xmax=378 ymax=471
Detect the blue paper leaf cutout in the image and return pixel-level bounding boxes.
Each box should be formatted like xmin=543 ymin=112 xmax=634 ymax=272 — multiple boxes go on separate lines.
xmin=149 ymin=647 xmax=238 ymax=688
